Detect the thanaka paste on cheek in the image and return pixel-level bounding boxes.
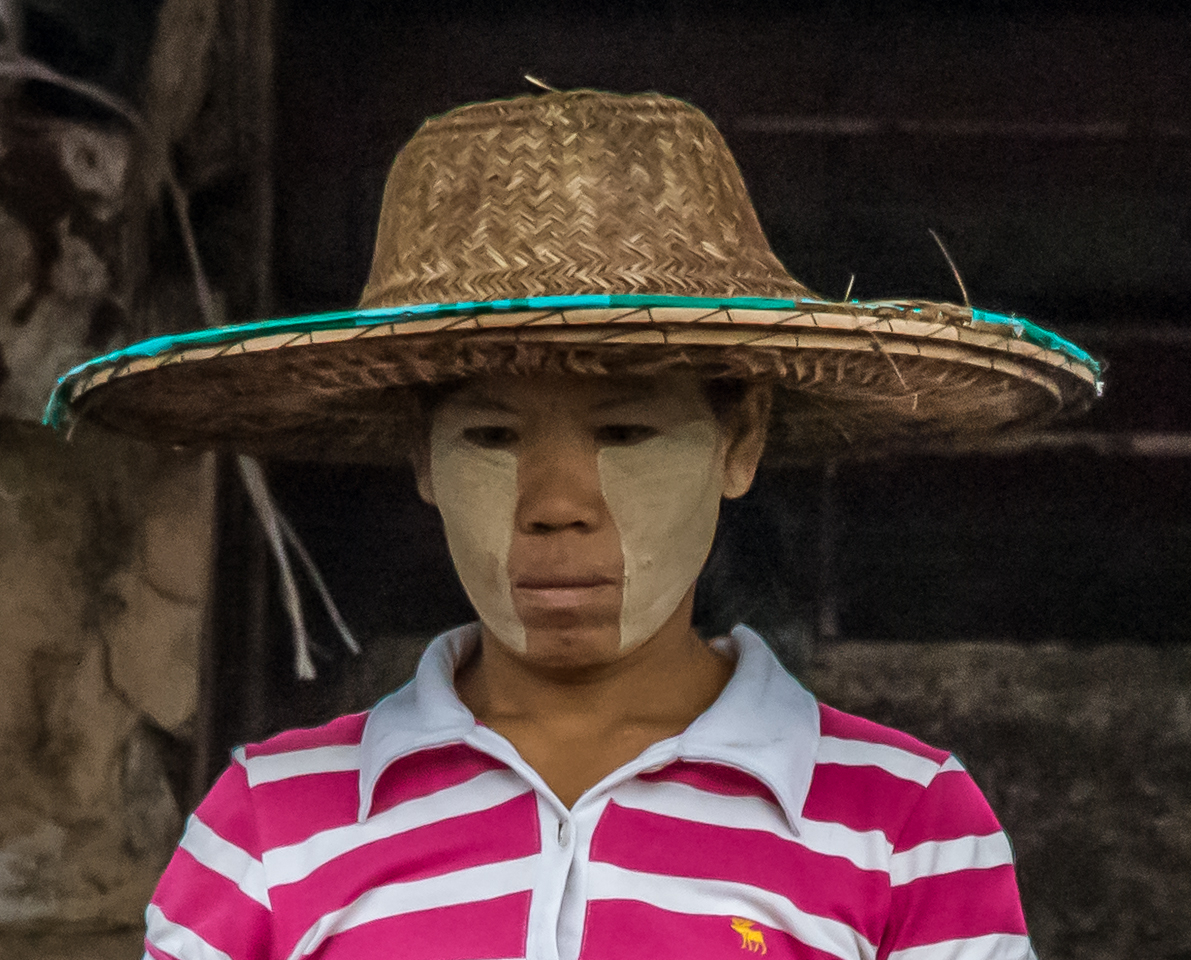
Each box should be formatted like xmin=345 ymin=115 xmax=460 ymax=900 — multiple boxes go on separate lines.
xmin=429 ymin=418 xmax=527 ymax=652
xmin=598 ymin=418 xmax=725 ymax=651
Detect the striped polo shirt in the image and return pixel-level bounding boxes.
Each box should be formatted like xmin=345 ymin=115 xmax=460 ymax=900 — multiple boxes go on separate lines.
xmin=145 ymin=624 xmax=1034 ymax=960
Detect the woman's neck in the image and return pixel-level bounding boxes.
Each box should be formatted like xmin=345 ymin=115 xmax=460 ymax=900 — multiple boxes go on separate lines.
xmin=454 ymin=596 xmax=735 ymax=806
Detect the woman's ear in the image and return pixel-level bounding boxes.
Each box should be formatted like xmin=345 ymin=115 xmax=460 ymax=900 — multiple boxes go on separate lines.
xmin=409 ymin=387 xmax=440 ymax=506
xmin=721 ymin=382 xmax=772 ymax=499
xmin=411 ymin=440 xmax=436 ymax=505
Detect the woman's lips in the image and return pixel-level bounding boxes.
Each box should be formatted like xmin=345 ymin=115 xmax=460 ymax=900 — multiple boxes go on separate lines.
xmin=512 ymin=576 xmax=619 ymax=609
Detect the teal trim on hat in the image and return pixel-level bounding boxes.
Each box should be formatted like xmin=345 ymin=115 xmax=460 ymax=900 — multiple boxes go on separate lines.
xmin=969 ymin=308 xmax=1103 ymax=386
xmin=42 ymin=293 xmax=1102 ymax=429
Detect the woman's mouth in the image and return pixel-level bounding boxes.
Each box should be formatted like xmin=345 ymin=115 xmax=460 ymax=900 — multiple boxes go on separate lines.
xmin=512 ymin=576 xmax=619 ymax=609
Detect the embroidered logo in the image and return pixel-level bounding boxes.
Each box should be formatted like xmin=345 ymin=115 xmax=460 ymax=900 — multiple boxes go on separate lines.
xmin=730 ymin=917 xmax=767 ymax=954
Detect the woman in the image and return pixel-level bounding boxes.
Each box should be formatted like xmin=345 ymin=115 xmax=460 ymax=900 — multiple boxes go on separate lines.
xmin=50 ymin=88 xmax=1100 ymax=960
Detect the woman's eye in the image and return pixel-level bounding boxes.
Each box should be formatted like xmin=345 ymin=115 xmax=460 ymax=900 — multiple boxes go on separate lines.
xmin=462 ymin=426 xmax=518 ymax=448
xmin=596 ymin=424 xmax=658 ymax=446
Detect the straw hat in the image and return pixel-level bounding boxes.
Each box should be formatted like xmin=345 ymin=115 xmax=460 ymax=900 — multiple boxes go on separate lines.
xmin=45 ymin=89 xmax=1100 ymax=464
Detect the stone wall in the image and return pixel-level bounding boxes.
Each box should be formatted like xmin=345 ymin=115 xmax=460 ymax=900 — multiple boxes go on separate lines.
xmin=0 ymin=420 xmax=213 ymax=950
xmin=0 ymin=57 xmax=216 ymax=949
xmin=0 ymin=1 xmax=267 ymax=950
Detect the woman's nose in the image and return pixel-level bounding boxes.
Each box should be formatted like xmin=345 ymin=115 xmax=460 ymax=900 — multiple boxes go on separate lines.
xmin=514 ymin=436 xmax=608 ymax=533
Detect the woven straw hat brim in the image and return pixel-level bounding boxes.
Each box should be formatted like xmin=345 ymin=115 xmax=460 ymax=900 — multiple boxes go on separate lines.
xmin=45 ymin=293 xmax=1102 ymax=466
xmin=44 ymin=91 xmax=1102 ymax=463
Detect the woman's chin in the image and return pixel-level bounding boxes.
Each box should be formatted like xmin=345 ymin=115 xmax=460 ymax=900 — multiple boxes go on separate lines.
xmin=502 ymin=589 xmax=623 ymax=664
xmin=482 ymin=619 xmax=630 ymax=671
xmin=524 ymin=624 xmax=627 ymax=668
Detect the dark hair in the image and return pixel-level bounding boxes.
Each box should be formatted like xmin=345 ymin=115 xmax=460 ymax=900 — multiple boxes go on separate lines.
xmin=700 ymin=377 xmax=751 ymax=425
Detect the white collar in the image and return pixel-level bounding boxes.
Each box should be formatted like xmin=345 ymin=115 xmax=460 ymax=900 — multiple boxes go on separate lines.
xmin=357 ymin=623 xmax=820 ymax=833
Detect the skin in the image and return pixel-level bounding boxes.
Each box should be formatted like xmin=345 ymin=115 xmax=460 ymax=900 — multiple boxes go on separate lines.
xmin=414 ymin=372 xmax=770 ymax=807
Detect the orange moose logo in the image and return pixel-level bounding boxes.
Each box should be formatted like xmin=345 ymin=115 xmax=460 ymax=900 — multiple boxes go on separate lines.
xmin=730 ymin=917 xmax=767 ymax=954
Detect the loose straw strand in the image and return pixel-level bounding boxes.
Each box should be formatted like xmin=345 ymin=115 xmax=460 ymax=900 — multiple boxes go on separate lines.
xmin=929 ymin=228 xmax=971 ymax=308
xmin=866 ymin=331 xmax=911 ymax=392
xmin=237 ymin=456 xmax=318 ymax=680
xmin=275 ymin=508 xmax=360 ymax=655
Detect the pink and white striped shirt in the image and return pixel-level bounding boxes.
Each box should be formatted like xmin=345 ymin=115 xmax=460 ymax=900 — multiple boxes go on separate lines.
xmin=146 ymin=625 xmax=1034 ymax=960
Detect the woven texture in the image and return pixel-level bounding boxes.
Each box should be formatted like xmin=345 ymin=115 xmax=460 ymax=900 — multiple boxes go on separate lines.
xmin=53 ymin=90 xmax=1100 ymax=462
xmin=359 ymin=91 xmax=809 ymax=306
xmin=68 ymin=319 xmax=1084 ymax=466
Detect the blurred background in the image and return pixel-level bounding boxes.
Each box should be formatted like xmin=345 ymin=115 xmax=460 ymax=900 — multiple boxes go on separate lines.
xmin=0 ymin=0 xmax=1188 ymax=957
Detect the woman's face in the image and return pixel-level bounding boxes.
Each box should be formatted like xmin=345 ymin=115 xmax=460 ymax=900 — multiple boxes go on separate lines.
xmin=415 ymin=372 xmax=768 ymax=669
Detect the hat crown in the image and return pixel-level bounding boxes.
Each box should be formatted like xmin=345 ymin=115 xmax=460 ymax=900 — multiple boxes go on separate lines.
xmin=359 ymin=90 xmax=810 ymax=308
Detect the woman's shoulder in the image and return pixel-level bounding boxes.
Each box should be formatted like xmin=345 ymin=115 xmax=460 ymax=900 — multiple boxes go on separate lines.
xmin=239 ymin=710 xmax=371 ymax=764
xmin=815 ymin=702 xmax=952 ymax=768
xmin=807 ymin=702 xmax=1002 ymax=848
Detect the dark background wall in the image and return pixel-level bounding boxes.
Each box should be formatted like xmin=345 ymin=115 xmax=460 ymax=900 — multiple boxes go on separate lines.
xmin=273 ymin=0 xmax=1191 ymax=326
xmin=255 ymin=0 xmax=1190 ymax=656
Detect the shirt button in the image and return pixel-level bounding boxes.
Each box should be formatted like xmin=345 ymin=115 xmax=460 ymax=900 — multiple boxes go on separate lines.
xmin=557 ymin=819 xmax=571 ymax=847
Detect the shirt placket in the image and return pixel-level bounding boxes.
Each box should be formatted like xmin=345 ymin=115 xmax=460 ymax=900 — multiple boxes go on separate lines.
xmin=528 ymin=747 xmax=682 ymax=960
xmin=525 ymin=791 xmax=576 ymax=960
xmin=551 ymin=794 xmax=606 ymax=960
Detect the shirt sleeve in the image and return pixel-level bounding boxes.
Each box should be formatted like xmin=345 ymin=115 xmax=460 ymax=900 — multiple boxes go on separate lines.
xmin=144 ymin=749 xmax=273 ymax=960
xmin=878 ymin=755 xmax=1037 ymax=960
